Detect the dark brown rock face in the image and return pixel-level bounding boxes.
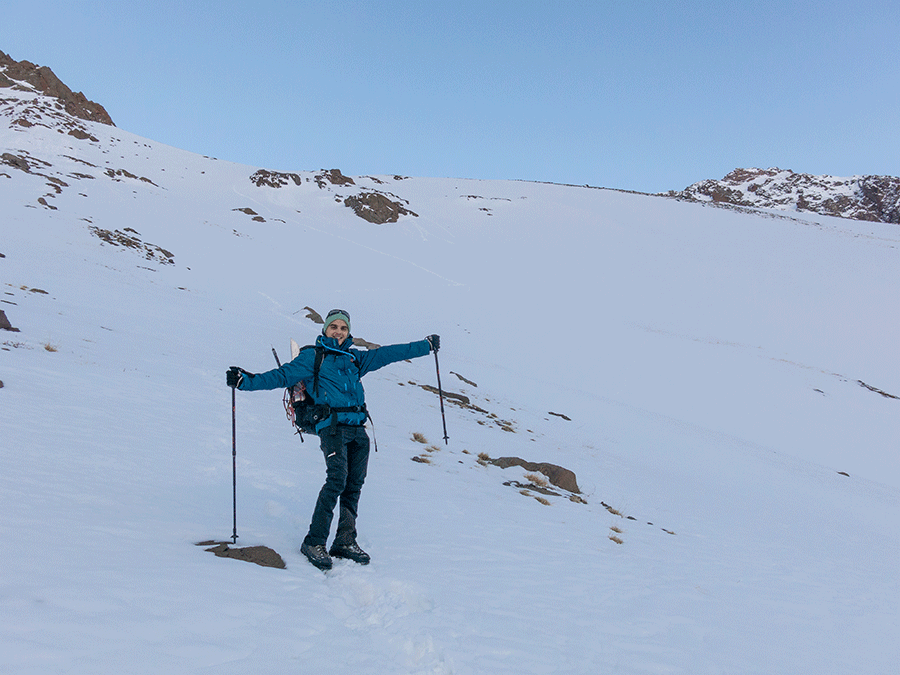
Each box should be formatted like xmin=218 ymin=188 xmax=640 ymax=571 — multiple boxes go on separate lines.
xmin=344 ymin=191 xmax=418 ymax=224
xmin=315 ymin=168 xmax=356 ymax=188
xmin=0 ymin=50 xmax=115 ymax=126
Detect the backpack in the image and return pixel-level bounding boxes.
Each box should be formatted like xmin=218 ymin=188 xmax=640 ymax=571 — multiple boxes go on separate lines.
xmin=283 ymin=342 xmax=330 ymax=437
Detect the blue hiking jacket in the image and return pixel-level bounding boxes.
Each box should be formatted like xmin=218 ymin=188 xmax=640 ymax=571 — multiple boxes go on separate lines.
xmin=239 ymin=335 xmax=431 ymax=430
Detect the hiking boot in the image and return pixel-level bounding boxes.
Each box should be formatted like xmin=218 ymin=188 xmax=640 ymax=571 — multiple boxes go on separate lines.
xmin=329 ymin=541 xmax=370 ymax=565
xmin=300 ymin=542 xmax=332 ymax=570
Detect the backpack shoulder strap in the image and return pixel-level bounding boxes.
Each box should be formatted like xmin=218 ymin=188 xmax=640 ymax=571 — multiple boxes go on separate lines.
xmin=291 ymin=344 xmax=325 ymax=395
xmin=312 ymin=345 xmax=325 ymax=395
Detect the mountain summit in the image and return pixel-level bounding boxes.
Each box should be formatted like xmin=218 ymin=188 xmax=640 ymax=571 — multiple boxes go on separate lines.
xmin=0 ymin=49 xmax=114 ymax=127
xmin=668 ymin=167 xmax=900 ymax=224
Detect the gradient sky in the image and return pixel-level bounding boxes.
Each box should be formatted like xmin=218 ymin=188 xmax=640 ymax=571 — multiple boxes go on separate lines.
xmin=3 ymin=0 xmax=898 ymax=193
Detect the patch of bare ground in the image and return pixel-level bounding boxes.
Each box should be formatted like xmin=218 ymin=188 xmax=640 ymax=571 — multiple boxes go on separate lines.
xmin=301 ymin=306 xmax=324 ymax=324
xmin=88 ymin=226 xmax=174 ymax=265
xmin=451 ymin=371 xmax=478 ymax=387
xmin=414 ymin=381 xmax=516 ymax=432
xmin=196 ymin=541 xmax=286 ymax=569
xmin=233 ymin=207 xmax=265 ymax=222
xmin=104 ymin=168 xmax=158 ymax=187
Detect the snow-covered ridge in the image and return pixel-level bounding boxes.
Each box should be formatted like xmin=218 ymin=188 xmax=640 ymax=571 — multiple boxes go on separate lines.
xmin=667 ymin=167 xmax=900 ymax=224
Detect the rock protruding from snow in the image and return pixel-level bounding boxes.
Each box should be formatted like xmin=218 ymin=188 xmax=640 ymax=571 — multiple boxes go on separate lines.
xmin=0 ymin=49 xmax=114 ymax=126
xmin=668 ymin=167 xmax=900 ymax=224
xmin=344 ymin=191 xmax=419 ymax=224
xmin=488 ymin=456 xmax=581 ymax=494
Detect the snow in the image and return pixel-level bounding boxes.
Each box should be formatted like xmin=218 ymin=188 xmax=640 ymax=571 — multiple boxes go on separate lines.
xmin=2 ymin=84 xmax=899 ymax=674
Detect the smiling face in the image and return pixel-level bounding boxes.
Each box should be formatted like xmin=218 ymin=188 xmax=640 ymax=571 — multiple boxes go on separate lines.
xmin=324 ymin=319 xmax=349 ymax=345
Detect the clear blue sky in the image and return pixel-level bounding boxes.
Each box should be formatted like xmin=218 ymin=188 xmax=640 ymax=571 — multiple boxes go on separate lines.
xmin=3 ymin=0 xmax=898 ymax=193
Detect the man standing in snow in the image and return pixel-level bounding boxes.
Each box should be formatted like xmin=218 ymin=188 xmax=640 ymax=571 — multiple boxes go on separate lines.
xmin=227 ymin=309 xmax=439 ymax=570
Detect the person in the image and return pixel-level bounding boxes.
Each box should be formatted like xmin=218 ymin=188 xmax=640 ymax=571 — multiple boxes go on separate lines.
xmin=227 ymin=308 xmax=439 ymax=570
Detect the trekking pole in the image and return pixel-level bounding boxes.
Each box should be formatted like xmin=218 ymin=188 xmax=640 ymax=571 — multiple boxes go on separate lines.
xmin=433 ymin=348 xmax=449 ymax=444
xmin=230 ymin=384 xmax=238 ymax=544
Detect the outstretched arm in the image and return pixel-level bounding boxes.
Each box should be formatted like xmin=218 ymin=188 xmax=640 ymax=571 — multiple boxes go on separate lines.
xmin=227 ymin=350 xmax=315 ymax=391
xmin=356 ymin=337 xmax=435 ymax=376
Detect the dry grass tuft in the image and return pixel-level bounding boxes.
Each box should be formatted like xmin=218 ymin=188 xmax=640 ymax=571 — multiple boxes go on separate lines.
xmin=609 ymin=525 xmax=623 ymax=534
xmin=43 ymin=342 xmax=59 ymax=352
xmin=524 ymin=472 xmax=548 ymax=488
xmin=609 ymin=535 xmax=624 ymax=545
xmin=534 ymin=496 xmax=551 ymax=506
xmin=477 ymin=452 xmax=491 ymax=461
xmin=426 ymin=445 xmax=440 ymax=453
xmin=411 ymin=455 xmax=431 ymax=464
xmin=411 ymin=432 xmax=428 ymax=444
xmin=569 ymin=494 xmax=587 ymax=504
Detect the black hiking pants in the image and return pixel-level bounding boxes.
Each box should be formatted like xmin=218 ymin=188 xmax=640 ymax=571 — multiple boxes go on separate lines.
xmin=303 ymin=425 xmax=370 ymax=548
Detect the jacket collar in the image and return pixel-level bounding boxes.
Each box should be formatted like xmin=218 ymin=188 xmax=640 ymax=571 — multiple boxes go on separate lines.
xmin=316 ymin=334 xmax=355 ymax=356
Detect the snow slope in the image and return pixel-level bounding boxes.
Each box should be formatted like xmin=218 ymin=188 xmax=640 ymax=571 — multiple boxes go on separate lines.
xmin=2 ymin=83 xmax=899 ymax=674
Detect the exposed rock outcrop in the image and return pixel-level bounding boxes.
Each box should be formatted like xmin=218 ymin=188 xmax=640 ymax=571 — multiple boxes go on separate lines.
xmin=0 ymin=50 xmax=114 ymax=126
xmin=667 ymin=167 xmax=900 ymax=224
xmin=315 ymin=168 xmax=355 ymax=188
xmin=250 ymin=169 xmax=303 ymax=188
xmin=344 ymin=191 xmax=418 ymax=224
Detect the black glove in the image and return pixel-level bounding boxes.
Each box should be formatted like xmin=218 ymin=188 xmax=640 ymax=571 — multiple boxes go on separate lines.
xmin=226 ymin=366 xmax=253 ymax=388
xmin=425 ymin=334 xmax=440 ymax=352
